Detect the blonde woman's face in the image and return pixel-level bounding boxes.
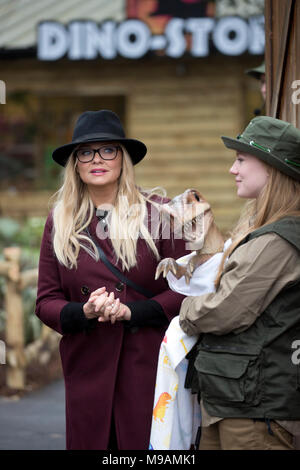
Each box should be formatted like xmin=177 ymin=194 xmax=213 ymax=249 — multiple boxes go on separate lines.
xmin=230 ymin=152 xmax=269 ymax=199
xmin=75 ymin=141 xmax=123 ymax=189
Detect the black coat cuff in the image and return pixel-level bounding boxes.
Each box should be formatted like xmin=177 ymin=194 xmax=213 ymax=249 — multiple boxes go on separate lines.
xmin=124 ymin=299 xmax=168 ymax=328
xmin=60 ymin=302 xmax=98 ymax=334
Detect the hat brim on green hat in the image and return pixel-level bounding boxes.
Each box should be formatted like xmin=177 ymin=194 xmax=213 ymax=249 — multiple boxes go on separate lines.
xmin=221 ymin=135 xmax=300 ymax=182
xmin=245 ymin=62 xmax=265 ymax=80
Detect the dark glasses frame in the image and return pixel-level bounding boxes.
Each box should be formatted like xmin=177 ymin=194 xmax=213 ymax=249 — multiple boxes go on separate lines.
xmin=74 ymin=144 xmax=121 ymax=162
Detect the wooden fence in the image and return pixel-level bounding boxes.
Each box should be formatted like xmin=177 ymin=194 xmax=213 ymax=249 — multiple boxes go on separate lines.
xmin=0 ymin=246 xmax=59 ymax=390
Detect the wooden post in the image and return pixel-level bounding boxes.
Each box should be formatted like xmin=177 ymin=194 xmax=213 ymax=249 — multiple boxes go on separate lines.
xmin=265 ymin=0 xmax=300 ymax=127
xmin=3 ymin=247 xmax=26 ymax=389
xmin=19 ymin=268 xmax=38 ymax=290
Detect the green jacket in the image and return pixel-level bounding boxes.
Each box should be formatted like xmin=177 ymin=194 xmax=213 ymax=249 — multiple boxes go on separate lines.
xmin=194 ymin=217 xmax=300 ymax=420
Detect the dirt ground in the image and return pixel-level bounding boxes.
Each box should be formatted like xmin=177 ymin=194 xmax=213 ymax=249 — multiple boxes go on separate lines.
xmin=0 ymin=331 xmax=63 ymax=398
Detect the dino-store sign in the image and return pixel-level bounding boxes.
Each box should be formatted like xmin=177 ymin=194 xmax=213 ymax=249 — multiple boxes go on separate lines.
xmin=37 ymin=16 xmax=265 ymax=61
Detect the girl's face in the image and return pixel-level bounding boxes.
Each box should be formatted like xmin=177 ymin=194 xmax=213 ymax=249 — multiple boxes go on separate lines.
xmin=75 ymin=141 xmax=123 ymax=189
xmin=230 ymin=152 xmax=269 ymax=199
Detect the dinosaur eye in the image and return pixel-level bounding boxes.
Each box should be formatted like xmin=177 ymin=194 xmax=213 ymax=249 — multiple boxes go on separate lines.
xmin=193 ymin=192 xmax=200 ymax=202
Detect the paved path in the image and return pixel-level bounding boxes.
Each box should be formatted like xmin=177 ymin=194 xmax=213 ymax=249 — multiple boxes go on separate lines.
xmin=0 ymin=379 xmax=65 ymax=450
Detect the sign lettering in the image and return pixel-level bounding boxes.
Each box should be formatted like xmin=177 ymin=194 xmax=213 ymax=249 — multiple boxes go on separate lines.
xmin=37 ymin=16 xmax=264 ymax=61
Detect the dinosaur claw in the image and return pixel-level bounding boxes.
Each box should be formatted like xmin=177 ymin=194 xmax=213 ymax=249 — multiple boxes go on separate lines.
xmin=155 ymin=265 xmax=164 ymax=280
xmin=170 ymin=265 xmax=177 ymax=276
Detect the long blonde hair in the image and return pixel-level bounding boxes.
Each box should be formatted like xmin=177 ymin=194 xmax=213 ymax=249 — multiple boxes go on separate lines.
xmin=215 ymin=165 xmax=300 ymax=287
xmin=52 ymin=146 xmax=165 ymax=270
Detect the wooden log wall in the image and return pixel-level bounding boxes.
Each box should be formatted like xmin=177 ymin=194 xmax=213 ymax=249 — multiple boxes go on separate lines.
xmin=130 ymin=61 xmax=245 ymax=234
xmin=0 ymin=56 xmax=258 ymax=235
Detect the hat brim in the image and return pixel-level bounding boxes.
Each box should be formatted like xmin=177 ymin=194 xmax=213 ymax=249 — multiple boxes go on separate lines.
xmin=221 ymin=136 xmax=300 ymax=182
xmin=245 ymin=70 xmax=264 ymax=80
xmin=245 ymin=63 xmax=265 ymax=80
xmin=52 ymin=137 xmax=147 ymax=167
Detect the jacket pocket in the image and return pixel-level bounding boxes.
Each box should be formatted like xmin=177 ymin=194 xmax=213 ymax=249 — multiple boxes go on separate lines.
xmin=194 ymin=350 xmax=262 ymax=406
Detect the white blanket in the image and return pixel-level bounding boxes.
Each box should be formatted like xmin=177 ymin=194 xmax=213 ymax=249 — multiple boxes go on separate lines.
xmin=149 ymin=242 xmax=230 ymax=450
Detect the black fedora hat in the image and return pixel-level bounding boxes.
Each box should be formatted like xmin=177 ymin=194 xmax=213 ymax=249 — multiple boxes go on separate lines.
xmin=52 ymin=110 xmax=147 ymax=166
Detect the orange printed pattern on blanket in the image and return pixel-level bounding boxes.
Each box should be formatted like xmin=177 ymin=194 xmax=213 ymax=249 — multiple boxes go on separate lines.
xmin=153 ymin=392 xmax=172 ymax=422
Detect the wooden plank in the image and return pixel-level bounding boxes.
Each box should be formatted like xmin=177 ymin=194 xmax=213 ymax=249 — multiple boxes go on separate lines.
xmin=131 ymin=106 xmax=238 ymax=119
xmin=141 ymin=153 xmax=233 ymax=163
xmin=132 ymin=93 xmax=240 ymax=105
xmin=133 ymin=122 xmax=238 ymax=136
xmin=3 ymin=247 xmax=25 ymax=390
xmin=0 ymin=191 xmax=53 ymax=217
xmin=138 ymin=137 xmax=226 ymax=148
xmin=265 ymin=0 xmax=300 ymax=127
xmin=268 ymin=0 xmax=293 ymax=118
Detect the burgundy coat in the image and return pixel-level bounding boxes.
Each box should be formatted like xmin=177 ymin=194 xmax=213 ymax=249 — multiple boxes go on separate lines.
xmin=35 ymin=204 xmax=188 ymax=450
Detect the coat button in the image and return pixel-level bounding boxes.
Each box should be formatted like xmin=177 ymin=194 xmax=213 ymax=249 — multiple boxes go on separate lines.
xmin=115 ymin=282 xmax=124 ymax=292
xmin=130 ymin=327 xmax=139 ymax=334
xmin=81 ymin=285 xmax=90 ymax=295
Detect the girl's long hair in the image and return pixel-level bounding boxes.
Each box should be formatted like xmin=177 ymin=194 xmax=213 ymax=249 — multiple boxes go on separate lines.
xmin=215 ymin=165 xmax=300 ymax=287
xmin=52 ymin=146 xmax=165 ymax=270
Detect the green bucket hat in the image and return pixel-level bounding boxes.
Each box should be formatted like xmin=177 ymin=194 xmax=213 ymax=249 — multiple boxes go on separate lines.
xmin=245 ymin=61 xmax=265 ymax=80
xmin=222 ymin=116 xmax=300 ymax=182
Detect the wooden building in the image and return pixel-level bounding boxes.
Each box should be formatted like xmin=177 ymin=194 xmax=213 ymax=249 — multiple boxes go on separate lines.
xmin=0 ymin=0 xmax=265 ymax=234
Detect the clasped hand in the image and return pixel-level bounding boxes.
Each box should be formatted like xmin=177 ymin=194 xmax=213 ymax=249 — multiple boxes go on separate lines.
xmin=83 ymin=287 xmax=131 ymax=324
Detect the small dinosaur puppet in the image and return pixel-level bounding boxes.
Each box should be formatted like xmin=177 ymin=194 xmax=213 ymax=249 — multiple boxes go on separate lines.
xmin=155 ymin=189 xmax=224 ymax=284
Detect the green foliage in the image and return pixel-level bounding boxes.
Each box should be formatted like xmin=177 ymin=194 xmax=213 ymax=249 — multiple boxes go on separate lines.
xmin=0 ymin=216 xmax=46 ymax=344
xmin=0 ymin=216 xmax=45 ymax=264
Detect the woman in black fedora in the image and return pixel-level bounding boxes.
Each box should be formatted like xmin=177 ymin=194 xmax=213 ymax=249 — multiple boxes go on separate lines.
xmin=35 ymin=110 xmax=188 ymax=450
xmin=174 ymin=115 xmax=300 ymax=449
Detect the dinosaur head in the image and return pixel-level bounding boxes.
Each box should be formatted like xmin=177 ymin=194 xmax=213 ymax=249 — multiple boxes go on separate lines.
xmin=160 ymin=189 xmax=213 ymax=248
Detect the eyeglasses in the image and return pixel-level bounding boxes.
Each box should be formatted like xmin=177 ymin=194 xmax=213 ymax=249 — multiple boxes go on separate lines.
xmin=74 ymin=145 xmax=121 ymax=163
